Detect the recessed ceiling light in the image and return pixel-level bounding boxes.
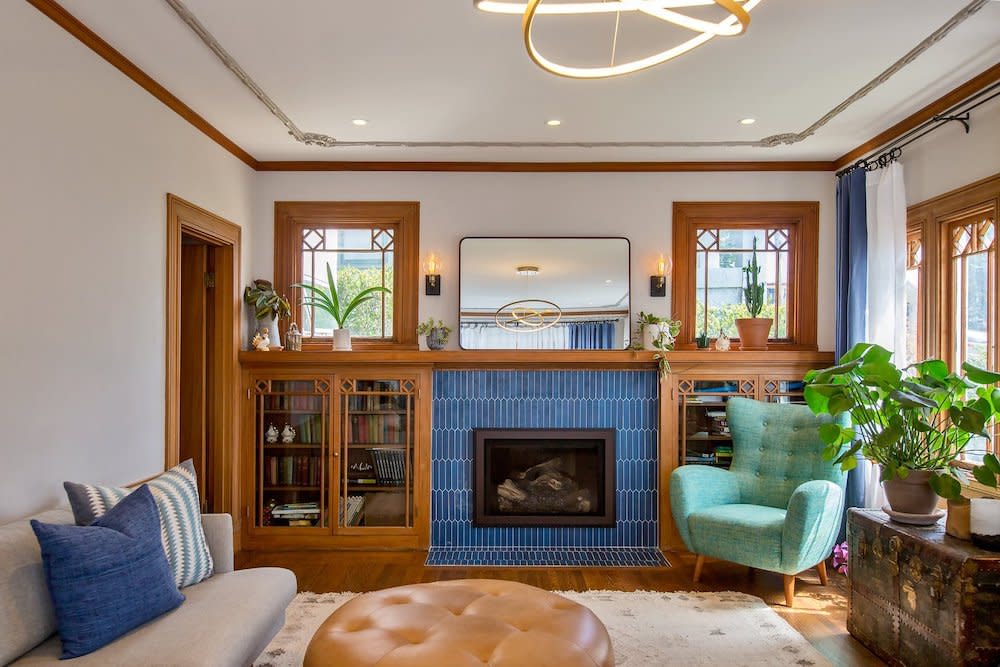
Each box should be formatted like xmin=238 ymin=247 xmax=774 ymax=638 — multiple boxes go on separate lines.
xmin=739 ymin=118 xmax=756 ymax=126
xmin=546 ymin=119 xmax=562 ymax=127
xmin=605 ymin=279 xmax=613 ymax=284
xmin=352 ymin=118 xmax=368 ymax=126
xmin=516 ymin=265 xmax=539 ymax=276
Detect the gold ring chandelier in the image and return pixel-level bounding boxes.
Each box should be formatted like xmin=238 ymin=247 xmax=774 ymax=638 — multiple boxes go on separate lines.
xmin=475 ymin=0 xmax=763 ymax=79
xmin=495 ymin=299 xmax=564 ymax=333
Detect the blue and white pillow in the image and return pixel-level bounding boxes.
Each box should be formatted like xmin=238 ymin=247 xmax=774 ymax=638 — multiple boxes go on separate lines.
xmin=32 ymin=485 xmax=185 ymax=658
xmin=64 ymin=460 xmax=214 ymax=588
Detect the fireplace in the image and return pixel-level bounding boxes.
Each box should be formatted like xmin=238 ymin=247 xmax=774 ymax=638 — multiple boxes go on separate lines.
xmin=473 ymin=428 xmax=615 ymax=527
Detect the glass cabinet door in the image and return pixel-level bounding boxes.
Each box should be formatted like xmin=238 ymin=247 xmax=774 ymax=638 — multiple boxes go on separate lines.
xmin=677 ymin=377 xmax=756 ymax=470
xmin=253 ymin=378 xmax=330 ymax=529
xmin=338 ymin=378 xmax=416 ymax=529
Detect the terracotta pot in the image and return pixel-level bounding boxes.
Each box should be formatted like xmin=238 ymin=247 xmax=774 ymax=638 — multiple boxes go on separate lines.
xmin=946 ymin=497 xmax=971 ymax=540
xmin=735 ymin=317 xmax=772 ymax=351
xmin=883 ymin=470 xmax=939 ymax=515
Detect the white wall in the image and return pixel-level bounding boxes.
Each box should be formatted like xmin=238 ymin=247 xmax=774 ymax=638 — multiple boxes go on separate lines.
xmin=903 ymin=95 xmax=1000 ymax=205
xmin=0 ymin=2 xmax=254 ymax=523
xmin=252 ymin=171 xmax=837 ymax=350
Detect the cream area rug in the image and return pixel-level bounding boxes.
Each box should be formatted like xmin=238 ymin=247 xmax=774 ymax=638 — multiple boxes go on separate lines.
xmin=255 ymin=590 xmax=830 ymax=667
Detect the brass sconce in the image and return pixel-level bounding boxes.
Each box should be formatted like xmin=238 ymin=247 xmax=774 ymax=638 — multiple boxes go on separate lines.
xmin=424 ymin=254 xmax=441 ymax=296
xmin=650 ymin=255 xmax=671 ymax=297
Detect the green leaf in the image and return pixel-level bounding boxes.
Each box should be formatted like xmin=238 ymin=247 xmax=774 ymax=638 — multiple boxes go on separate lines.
xmin=913 ymin=359 xmax=949 ymax=381
xmin=858 ymin=361 xmax=901 ymax=386
xmin=890 ymin=389 xmax=937 ymax=409
xmin=818 ymin=423 xmax=842 ymax=444
xmin=963 ymin=363 xmax=1000 ymax=385
xmin=326 ymin=264 xmax=342 ymax=325
xmin=984 ymin=453 xmax=1000 ymax=476
xmin=973 ymin=465 xmax=998 ymax=488
xmin=828 ymin=393 xmax=855 ymax=416
xmin=840 ymin=455 xmax=858 ymax=472
xmin=929 ymin=473 xmax=962 ymax=500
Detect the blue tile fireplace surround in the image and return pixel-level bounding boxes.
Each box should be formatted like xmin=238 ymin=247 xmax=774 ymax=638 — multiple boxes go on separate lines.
xmin=427 ymin=369 xmax=667 ymax=567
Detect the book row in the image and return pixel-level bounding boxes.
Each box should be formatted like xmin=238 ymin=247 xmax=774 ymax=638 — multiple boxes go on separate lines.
xmin=263 ymin=455 xmax=323 ymax=487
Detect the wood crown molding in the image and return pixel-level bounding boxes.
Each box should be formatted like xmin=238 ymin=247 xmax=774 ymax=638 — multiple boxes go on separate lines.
xmin=254 ymin=161 xmax=836 ymax=173
xmin=27 ymin=0 xmax=995 ymax=174
xmin=834 ymin=62 xmax=1000 ymax=170
xmin=26 ymin=0 xmax=259 ymax=170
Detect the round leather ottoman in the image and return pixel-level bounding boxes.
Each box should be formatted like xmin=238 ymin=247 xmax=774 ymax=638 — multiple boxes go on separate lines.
xmin=304 ymin=579 xmax=614 ymax=667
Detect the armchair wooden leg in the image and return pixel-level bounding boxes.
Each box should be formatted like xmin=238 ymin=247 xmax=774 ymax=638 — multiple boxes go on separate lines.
xmin=816 ymin=560 xmax=828 ymax=586
xmin=783 ymin=575 xmax=796 ymax=607
xmin=693 ymin=555 xmax=705 ymax=583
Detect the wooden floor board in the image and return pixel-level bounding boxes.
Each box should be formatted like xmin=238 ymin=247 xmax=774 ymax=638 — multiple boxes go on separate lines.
xmin=240 ymin=549 xmax=882 ymax=667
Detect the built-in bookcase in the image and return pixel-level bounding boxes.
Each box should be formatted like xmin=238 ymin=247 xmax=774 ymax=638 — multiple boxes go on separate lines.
xmin=339 ymin=378 xmax=416 ymax=530
xmin=243 ymin=366 xmax=429 ymax=550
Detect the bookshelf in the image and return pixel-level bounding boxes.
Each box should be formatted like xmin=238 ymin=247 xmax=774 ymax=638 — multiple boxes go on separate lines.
xmin=339 ymin=378 xmax=417 ymax=530
xmin=253 ymin=378 xmax=330 ymax=529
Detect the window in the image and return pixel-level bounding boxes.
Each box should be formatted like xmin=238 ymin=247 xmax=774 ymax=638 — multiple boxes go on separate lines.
xmin=694 ymin=227 xmax=791 ymax=340
xmin=903 ymin=228 xmax=924 ymax=367
xmin=274 ymin=202 xmax=419 ymax=349
xmin=907 ymin=174 xmax=1000 ymax=462
xmin=672 ymin=202 xmax=819 ymax=349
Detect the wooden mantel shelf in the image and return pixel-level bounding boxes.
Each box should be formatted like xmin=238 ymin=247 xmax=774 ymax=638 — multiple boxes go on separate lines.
xmin=239 ymin=349 xmax=834 ymax=371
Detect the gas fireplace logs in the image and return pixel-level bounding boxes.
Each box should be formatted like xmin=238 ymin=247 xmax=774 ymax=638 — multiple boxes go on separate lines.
xmin=496 ymin=458 xmax=594 ymax=514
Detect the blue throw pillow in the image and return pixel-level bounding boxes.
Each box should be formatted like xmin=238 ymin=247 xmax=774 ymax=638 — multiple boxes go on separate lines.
xmin=31 ymin=485 xmax=185 ymax=659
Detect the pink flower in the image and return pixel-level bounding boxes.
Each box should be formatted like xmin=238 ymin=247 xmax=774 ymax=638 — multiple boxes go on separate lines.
xmin=831 ymin=541 xmax=849 ymax=575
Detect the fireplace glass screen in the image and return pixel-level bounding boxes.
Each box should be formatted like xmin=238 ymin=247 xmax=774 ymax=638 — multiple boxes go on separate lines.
xmin=473 ymin=429 xmax=615 ymax=527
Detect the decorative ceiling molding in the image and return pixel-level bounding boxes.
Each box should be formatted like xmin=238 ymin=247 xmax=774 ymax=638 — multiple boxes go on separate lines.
xmin=162 ymin=0 xmax=990 ymax=151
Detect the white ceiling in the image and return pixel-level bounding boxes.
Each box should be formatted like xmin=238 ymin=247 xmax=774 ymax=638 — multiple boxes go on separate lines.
xmin=460 ymin=238 xmax=630 ymax=310
xmin=55 ymin=0 xmax=1000 ymax=162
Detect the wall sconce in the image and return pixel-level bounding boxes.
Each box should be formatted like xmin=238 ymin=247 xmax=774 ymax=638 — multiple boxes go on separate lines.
xmin=423 ymin=254 xmax=441 ymax=296
xmin=650 ymin=255 xmax=671 ymax=297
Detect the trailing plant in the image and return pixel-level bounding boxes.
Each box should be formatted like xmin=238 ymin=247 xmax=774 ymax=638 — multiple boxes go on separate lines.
xmin=742 ymin=238 xmax=765 ymax=318
xmin=292 ymin=264 xmax=390 ymax=330
xmin=804 ymin=342 xmax=1000 ymax=499
xmin=416 ymin=318 xmax=452 ymax=337
xmin=243 ymin=279 xmax=291 ymax=321
xmin=632 ymin=312 xmax=681 ymax=379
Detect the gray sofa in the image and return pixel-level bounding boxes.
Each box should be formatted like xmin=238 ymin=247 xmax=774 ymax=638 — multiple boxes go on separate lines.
xmin=1 ymin=508 xmax=296 ymax=666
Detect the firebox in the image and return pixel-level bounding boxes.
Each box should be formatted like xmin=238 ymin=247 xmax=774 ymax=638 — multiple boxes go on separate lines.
xmin=473 ymin=429 xmax=615 ymax=527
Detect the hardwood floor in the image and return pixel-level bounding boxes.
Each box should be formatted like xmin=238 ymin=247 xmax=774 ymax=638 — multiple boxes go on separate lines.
xmin=240 ymin=548 xmax=883 ymax=667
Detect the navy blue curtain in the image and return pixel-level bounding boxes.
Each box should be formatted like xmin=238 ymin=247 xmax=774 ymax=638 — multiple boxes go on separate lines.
xmin=835 ymin=168 xmax=868 ymax=540
xmin=569 ymin=321 xmax=615 ymax=349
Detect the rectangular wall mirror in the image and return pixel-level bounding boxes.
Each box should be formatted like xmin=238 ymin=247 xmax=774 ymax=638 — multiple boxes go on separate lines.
xmin=459 ymin=237 xmax=631 ymax=350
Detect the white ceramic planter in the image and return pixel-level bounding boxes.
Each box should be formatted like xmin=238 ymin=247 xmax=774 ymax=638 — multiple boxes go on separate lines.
xmin=332 ymin=328 xmax=352 ymax=351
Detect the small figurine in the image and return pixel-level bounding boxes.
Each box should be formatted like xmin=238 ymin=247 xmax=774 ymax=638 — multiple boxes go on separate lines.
xmin=285 ymin=323 xmax=303 ymax=352
xmin=252 ymin=327 xmax=271 ymax=351
xmin=281 ymin=424 xmax=296 ymax=443
xmin=715 ymin=329 xmax=731 ymax=352
xmin=265 ymin=424 xmax=280 ymax=443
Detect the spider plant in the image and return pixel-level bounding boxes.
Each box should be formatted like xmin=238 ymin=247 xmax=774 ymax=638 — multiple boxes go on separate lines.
xmin=292 ymin=264 xmax=390 ymax=330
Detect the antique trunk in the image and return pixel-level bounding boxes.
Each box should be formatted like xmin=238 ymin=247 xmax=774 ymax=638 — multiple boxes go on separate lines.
xmin=848 ymin=508 xmax=1000 ymax=666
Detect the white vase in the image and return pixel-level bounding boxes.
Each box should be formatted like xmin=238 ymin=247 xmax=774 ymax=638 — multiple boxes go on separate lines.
xmin=332 ymin=328 xmax=352 ymax=351
xmin=642 ymin=323 xmax=661 ymax=350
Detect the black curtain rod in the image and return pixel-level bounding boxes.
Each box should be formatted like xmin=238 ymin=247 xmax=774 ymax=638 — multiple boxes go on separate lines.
xmin=835 ymin=82 xmax=1000 ymax=178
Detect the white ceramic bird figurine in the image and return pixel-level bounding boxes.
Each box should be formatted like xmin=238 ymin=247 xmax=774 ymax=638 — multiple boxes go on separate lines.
xmin=265 ymin=425 xmax=280 ymax=443
xmin=281 ymin=424 xmax=296 ymax=443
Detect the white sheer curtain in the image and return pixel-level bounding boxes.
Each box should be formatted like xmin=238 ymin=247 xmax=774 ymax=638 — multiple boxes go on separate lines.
xmin=460 ymin=323 xmax=571 ymax=349
xmin=861 ymin=161 xmax=908 ymax=508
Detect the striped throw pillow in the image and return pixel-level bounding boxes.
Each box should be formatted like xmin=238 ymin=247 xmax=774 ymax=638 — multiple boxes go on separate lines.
xmin=63 ymin=460 xmax=214 ymax=588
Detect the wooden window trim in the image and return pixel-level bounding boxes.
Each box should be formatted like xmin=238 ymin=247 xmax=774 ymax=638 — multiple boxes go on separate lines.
xmin=274 ymin=201 xmax=419 ymax=350
xmin=671 ymin=201 xmax=819 ymax=350
xmin=904 ymin=224 xmax=927 ymax=364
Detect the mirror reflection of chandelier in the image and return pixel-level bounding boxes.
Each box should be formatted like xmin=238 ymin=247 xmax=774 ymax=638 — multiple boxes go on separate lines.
xmin=474 ymin=0 xmax=762 ymax=79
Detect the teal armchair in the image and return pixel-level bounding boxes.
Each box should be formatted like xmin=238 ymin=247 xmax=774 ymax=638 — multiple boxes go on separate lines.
xmin=670 ymin=397 xmax=846 ymax=606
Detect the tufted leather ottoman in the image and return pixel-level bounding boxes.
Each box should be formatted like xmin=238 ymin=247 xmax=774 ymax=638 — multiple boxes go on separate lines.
xmin=304 ymin=579 xmax=614 ymax=667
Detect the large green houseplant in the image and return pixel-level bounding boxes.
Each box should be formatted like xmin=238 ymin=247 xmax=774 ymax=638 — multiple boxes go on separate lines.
xmin=292 ymin=264 xmax=391 ymax=350
xmin=804 ymin=342 xmax=1000 ymax=514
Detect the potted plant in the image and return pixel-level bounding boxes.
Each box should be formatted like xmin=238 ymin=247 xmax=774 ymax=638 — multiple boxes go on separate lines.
xmin=292 ymin=264 xmax=391 ymax=350
xmin=632 ymin=312 xmax=681 ymax=378
xmin=416 ymin=318 xmax=452 ymax=350
xmin=804 ymin=342 xmax=1000 ymax=516
xmin=244 ymin=279 xmax=291 ymax=349
xmin=734 ymin=238 xmax=772 ymax=350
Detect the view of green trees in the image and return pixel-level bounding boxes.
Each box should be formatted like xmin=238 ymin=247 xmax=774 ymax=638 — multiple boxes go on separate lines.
xmin=303 ymin=264 xmax=393 ymax=338
xmin=695 ymin=301 xmax=787 ymax=339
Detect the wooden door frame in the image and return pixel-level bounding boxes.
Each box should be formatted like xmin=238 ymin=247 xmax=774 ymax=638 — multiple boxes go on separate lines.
xmin=166 ymin=194 xmax=242 ymax=520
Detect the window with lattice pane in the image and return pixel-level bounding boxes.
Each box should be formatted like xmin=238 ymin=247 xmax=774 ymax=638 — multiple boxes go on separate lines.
xmin=694 ymin=226 xmax=791 ymax=340
xmin=274 ymin=202 xmax=419 ymax=349
xmin=948 ymin=212 xmax=995 ymax=372
xmin=300 ymin=226 xmax=395 ymax=339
